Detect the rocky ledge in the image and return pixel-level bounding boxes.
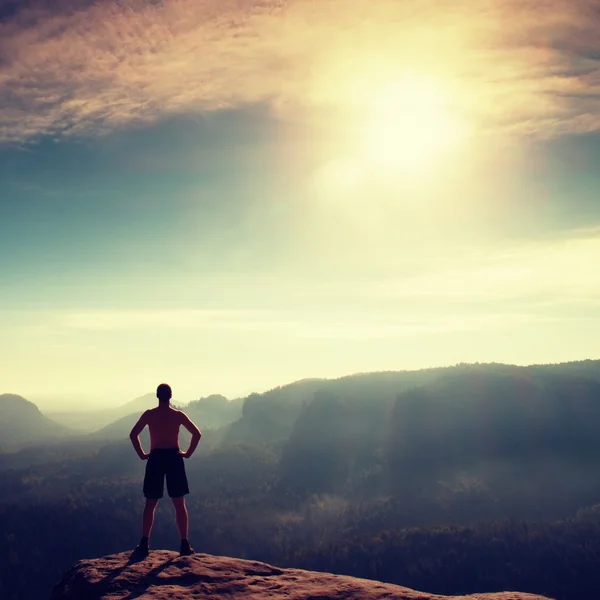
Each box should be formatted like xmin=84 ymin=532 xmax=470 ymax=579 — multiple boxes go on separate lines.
xmin=50 ymin=550 xmax=554 ymax=600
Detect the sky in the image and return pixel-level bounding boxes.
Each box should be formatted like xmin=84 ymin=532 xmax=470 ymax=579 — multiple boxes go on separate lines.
xmin=2 ymin=0 xmax=600 ymax=410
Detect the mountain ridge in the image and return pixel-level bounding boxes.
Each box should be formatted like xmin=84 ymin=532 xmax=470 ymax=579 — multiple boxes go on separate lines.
xmin=0 ymin=393 xmax=71 ymax=450
xmin=7 ymin=358 xmax=600 ymax=441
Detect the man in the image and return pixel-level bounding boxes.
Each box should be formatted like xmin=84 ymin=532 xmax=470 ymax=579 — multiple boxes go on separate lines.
xmin=129 ymin=383 xmax=202 ymax=557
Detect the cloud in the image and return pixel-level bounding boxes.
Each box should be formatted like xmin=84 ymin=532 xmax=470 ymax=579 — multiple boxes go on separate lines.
xmin=2 ymin=225 xmax=599 ymax=351
xmin=49 ymin=221 xmax=600 ymax=339
xmin=60 ymin=308 xmax=298 ymax=331
xmin=376 ymin=226 xmax=600 ymax=312
xmin=1 ymin=0 xmax=600 ymax=142
xmin=53 ymin=306 xmax=548 ymax=341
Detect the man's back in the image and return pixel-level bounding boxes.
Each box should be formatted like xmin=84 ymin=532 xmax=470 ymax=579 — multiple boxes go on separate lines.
xmin=130 ymin=392 xmax=201 ymax=458
xmin=145 ymin=406 xmax=197 ymax=450
xmin=146 ymin=405 xmax=183 ymax=450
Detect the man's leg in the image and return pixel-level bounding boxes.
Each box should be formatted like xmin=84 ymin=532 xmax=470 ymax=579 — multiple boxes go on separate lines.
xmin=171 ymin=496 xmax=188 ymax=539
xmin=167 ymin=452 xmax=193 ymax=554
xmin=172 ymin=497 xmax=194 ymax=555
xmin=143 ymin=498 xmax=159 ymax=538
xmin=133 ymin=498 xmax=159 ymax=557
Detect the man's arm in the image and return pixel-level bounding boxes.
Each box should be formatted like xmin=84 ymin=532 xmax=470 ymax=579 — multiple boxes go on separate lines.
xmin=129 ymin=411 xmax=150 ymax=460
xmin=180 ymin=412 xmax=202 ymax=458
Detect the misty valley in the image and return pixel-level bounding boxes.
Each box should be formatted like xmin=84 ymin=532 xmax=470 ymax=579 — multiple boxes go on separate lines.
xmin=2 ymin=360 xmax=600 ymax=600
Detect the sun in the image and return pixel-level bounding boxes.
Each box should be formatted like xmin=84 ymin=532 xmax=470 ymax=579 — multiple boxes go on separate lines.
xmin=359 ymin=73 xmax=469 ymax=174
xmin=311 ymin=70 xmax=472 ymax=197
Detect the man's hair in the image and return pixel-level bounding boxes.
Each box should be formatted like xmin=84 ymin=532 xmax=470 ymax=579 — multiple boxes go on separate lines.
xmin=156 ymin=383 xmax=172 ymax=403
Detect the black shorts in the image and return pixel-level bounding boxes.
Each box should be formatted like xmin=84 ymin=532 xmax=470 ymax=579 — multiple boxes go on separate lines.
xmin=143 ymin=448 xmax=189 ymax=499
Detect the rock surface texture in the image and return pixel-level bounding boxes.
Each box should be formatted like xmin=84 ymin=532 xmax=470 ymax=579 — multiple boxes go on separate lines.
xmin=50 ymin=551 xmax=555 ymax=600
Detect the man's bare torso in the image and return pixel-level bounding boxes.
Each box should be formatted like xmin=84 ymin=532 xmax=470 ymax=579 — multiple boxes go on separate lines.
xmin=147 ymin=405 xmax=184 ymax=450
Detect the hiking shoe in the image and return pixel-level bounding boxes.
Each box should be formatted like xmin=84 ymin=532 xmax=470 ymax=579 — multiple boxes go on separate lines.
xmin=132 ymin=542 xmax=149 ymax=558
xmin=179 ymin=539 xmax=195 ymax=556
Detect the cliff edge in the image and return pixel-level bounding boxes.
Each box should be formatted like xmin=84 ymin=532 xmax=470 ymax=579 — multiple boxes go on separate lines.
xmin=50 ymin=550 xmax=554 ymax=600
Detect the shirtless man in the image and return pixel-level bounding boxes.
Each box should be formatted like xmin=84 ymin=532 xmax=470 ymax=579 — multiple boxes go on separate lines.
xmin=129 ymin=383 xmax=202 ymax=557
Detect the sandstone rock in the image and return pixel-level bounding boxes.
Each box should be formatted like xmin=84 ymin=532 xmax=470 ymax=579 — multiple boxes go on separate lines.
xmin=50 ymin=550 xmax=554 ymax=600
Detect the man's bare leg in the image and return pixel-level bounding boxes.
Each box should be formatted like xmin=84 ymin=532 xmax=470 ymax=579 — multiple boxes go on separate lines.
xmin=143 ymin=498 xmax=159 ymax=538
xmin=172 ymin=497 xmax=188 ymax=538
xmin=172 ymin=497 xmax=194 ymax=555
xmin=133 ymin=498 xmax=158 ymax=557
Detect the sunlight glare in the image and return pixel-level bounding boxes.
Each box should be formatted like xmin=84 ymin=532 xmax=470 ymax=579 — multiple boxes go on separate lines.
xmin=361 ymin=73 xmax=469 ymax=174
xmin=311 ymin=69 xmax=473 ymax=200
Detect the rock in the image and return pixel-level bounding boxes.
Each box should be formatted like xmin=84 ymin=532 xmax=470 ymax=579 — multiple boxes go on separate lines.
xmin=50 ymin=550 xmax=554 ymax=600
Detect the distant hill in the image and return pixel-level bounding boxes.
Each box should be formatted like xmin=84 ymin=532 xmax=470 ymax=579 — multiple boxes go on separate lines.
xmin=185 ymin=394 xmax=243 ymax=429
xmin=48 ymin=393 xmax=173 ymax=432
xmin=27 ymin=358 xmax=600 ymax=446
xmin=0 ymin=394 xmax=72 ymax=451
xmin=221 ymin=369 xmax=454 ymax=445
xmin=118 ymin=393 xmax=160 ymax=414
xmin=269 ymin=360 xmax=600 ymax=497
xmin=223 ymin=360 xmax=600 ymax=447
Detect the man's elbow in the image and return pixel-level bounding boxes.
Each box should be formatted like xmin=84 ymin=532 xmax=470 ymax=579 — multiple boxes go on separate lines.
xmin=129 ymin=430 xmax=137 ymax=440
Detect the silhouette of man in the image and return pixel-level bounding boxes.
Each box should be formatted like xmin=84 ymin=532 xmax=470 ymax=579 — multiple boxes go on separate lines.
xmin=129 ymin=383 xmax=202 ymax=557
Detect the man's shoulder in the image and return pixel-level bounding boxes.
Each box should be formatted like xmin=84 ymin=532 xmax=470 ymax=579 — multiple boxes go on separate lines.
xmin=173 ymin=408 xmax=190 ymax=420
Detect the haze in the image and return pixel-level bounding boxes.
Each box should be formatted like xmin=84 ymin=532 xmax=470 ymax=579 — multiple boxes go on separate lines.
xmin=2 ymin=0 xmax=600 ymax=410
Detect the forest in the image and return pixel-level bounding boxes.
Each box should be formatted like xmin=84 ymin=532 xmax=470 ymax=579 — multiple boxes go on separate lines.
xmin=2 ymin=359 xmax=600 ymax=600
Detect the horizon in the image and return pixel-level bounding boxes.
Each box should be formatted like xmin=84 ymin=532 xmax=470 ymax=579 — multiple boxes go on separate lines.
xmin=3 ymin=0 xmax=600 ymax=410
xmin=5 ymin=356 xmax=599 ymax=412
